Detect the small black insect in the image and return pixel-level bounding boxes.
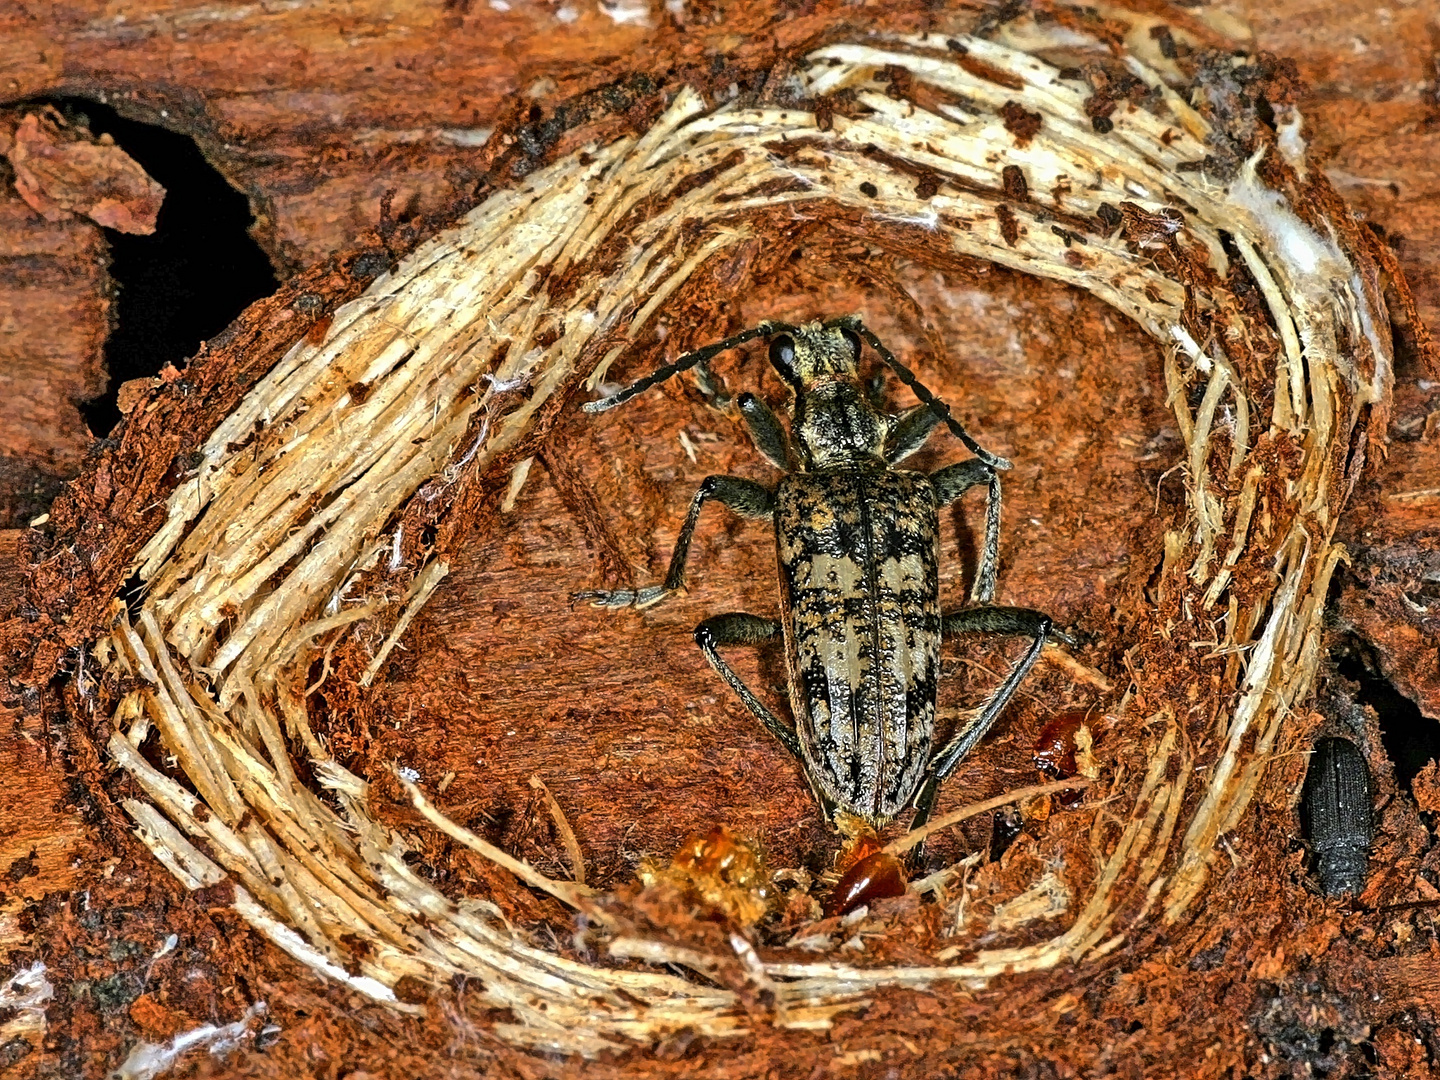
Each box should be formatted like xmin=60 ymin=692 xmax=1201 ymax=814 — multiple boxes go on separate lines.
xmin=579 ymin=316 xmax=1065 ymax=834
xmin=1301 ymin=736 xmax=1372 ymax=897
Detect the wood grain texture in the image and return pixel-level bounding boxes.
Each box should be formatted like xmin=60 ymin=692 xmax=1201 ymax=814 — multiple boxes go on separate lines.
xmin=0 ymin=530 xmax=104 ymax=953
xmin=0 ymin=197 xmax=108 ymax=526
xmin=0 ymin=0 xmax=1438 ymax=1077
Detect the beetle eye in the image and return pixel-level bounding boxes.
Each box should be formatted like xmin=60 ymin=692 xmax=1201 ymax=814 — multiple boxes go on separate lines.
xmin=769 ymin=335 xmax=797 ymax=381
xmin=840 ymin=328 xmax=862 ymax=361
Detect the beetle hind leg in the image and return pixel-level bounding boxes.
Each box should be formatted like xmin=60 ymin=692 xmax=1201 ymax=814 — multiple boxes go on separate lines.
xmin=908 ymin=606 xmax=1054 ymax=835
xmin=694 ymin=613 xmax=802 ymax=759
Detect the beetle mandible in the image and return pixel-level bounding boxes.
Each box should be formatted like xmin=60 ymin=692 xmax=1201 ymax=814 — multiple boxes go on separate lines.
xmin=579 ymin=316 xmax=1064 ymax=833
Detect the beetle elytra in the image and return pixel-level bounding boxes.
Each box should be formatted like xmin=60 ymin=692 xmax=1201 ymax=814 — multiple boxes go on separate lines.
xmin=1301 ymin=736 xmax=1371 ymax=897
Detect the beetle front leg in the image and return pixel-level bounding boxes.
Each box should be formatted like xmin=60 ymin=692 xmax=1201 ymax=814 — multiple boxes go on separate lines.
xmin=839 ymin=316 xmax=1012 ymax=471
xmin=577 ymin=476 xmax=774 ymax=609
xmin=930 ymin=458 xmax=1002 ymax=605
xmin=693 ymin=613 xmax=803 ymax=759
xmin=908 ymin=606 xmax=1053 ymax=833
xmin=886 ymin=404 xmax=942 ymax=465
xmin=736 ymin=393 xmax=795 ymax=471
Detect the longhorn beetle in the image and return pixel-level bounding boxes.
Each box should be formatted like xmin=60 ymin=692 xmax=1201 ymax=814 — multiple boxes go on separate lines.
xmin=579 ymin=316 xmax=1064 ymax=834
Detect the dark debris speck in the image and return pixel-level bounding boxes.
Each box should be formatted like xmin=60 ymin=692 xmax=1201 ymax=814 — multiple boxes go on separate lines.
xmin=107 ymin=939 xmax=145 ymax=963
xmin=4 ymin=849 xmax=37 ymax=883
xmin=1001 ymin=164 xmax=1028 ymax=201
xmin=255 ymin=1023 xmax=283 ymax=1051
xmin=91 ymin=971 xmax=144 ymax=1012
xmin=351 ymin=251 xmax=392 ymax=279
xmin=0 ymin=1038 xmax=32 ymax=1069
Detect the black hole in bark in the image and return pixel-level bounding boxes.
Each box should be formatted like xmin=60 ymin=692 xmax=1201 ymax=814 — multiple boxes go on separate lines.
xmin=1333 ymin=635 xmax=1436 ymax=792
xmin=988 ymin=804 xmax=1023 ymax=861
xmin=1254 ymin=94 xmax=1277 ymax=130
xmin=36 ymin=98 xmax=278 ymax=437
xmin=119 ymin=572 xmax=147 ymax=628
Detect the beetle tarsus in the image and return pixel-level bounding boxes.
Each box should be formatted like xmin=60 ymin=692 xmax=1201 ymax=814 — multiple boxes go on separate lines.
xmin=575 ymin=585 xmax=673 ymax=609
xmin=581 ymin=475 xmax=775 ymax=613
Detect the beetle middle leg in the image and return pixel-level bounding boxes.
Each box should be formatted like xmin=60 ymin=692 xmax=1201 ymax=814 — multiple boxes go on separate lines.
xmin=931 ymin=458 xmax=1003 ymax=605
xmin=576 ymin=476 xmax=773 ymax=609
xmin=908 ymin=606 xmax=1053 ymax=833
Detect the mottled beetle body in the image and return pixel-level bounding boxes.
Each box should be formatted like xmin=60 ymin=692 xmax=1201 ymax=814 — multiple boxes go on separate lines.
xmin=778 ymin=469 xmax=940 ymax=823
xmin=1301 ymin=736 xmax=1372 ymax=897
xmin=581 ymin=317 xmax=1061 ymax=830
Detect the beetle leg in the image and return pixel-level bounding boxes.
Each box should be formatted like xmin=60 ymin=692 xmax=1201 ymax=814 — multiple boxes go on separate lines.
xmin=930 ymin=459 xmax=1002 ymax=605
xmin=692 ymin=358 xmax=732 ymax=411
xmin=835 ymin=316 xmax=1013 ymax=471
xmin=908 ymin=606 xmax=1053 ymax=834
xmin=736 ymin=392 xmax=796 ymax=471
xmin=693 ymin=613 xmax=803 ymax=758
xmin=886 ymin=404 xmax=942 ymax=464
xmin=576 ymin=476 xmax=774 ymax=609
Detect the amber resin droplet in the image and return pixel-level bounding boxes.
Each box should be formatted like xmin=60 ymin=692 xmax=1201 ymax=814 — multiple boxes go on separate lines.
xmin=825 ymin=850 xmax=907 ymax=917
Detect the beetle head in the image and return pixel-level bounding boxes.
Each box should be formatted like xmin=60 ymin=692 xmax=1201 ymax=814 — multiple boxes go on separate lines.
xmin=768 ymin=322 xmax=863 ymax=390
xmin=776 ymin=321 xmax=890 ymax=468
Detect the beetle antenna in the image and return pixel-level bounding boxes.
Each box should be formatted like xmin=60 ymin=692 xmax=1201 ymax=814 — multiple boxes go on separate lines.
xmin=840 ymin=317 xmax=1012 ymax=471
xmin=583 ymin=321 xmax=796 ymax=413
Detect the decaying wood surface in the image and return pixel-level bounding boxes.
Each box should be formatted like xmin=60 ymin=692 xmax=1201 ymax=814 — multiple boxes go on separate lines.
xmin=1 ymin=1 xmax=1439 ymax=1078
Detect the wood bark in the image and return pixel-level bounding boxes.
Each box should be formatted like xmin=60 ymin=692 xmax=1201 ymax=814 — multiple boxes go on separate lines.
xmin=1 ymin=1 xmax=1439 ymax=1077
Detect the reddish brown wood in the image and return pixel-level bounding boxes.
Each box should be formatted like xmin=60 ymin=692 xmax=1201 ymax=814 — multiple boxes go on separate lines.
xmin=0 ymin=199 xmax=108 ymax=527
xmin=0 ymin=1 xmax=1438 ymax=1077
